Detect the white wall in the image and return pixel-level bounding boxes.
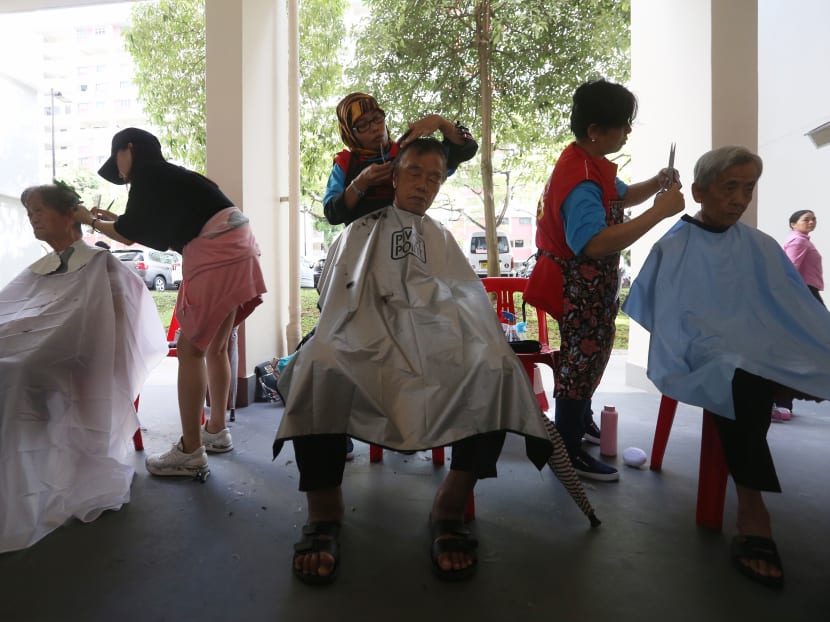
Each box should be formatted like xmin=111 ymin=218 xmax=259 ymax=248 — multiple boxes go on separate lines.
xmin=627 ymin=0 xmax=830 ymax=390
xmin=626 ymin=0 xmax=715 ymax=389
xmin=0 ymin=24 xmax=45 ymax=287
xmin=757 ymin=0 xmax=830 ymax=260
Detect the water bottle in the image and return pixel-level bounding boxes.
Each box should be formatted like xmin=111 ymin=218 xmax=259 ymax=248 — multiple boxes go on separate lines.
xmin=501 ymin=311 xmax=519 ymax=342
xmin=600 ymin=405 xmax=618 ymax=457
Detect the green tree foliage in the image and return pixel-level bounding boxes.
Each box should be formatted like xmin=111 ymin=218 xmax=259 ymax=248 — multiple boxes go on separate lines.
xmin=352 ymin=0 xmax=628 ymax=167
xmin=64 ymin=167 xmax=127 ymax=216
xmin=126 ymin=0 xmax=206 ymax=171
xmin=299 ymin=0 xmax=347 ymax=245
xmin=350 ymin=0 xmax=629 ymax=271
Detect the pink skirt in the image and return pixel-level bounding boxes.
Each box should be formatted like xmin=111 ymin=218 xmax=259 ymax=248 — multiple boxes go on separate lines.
xmin=176 ymin=207 xmax=266 ymax=351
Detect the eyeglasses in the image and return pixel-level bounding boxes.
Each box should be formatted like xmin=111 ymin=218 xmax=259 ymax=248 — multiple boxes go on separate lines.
xmin=352 ymin=112 xmax=386 ymax=134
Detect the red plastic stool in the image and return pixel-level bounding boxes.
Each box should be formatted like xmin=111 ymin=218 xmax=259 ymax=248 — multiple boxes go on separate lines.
xmin=369 ymin=444 xmax=444 ymax=465
xmin=650 ymin=395 xmax=730 ymax=530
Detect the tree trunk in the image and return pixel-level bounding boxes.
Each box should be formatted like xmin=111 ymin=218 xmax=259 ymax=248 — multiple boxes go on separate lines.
xmin=476 ymin=0 xmax=499 ymax=277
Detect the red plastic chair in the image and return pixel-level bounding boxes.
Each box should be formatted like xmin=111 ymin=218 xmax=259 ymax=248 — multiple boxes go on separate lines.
xmin=481 ymin=277 xmax=560 ymax=401
xmin=649 ymin=395 xmax=730 ymax=531
xmin=166 ymin=314 xmax=181 ymax=357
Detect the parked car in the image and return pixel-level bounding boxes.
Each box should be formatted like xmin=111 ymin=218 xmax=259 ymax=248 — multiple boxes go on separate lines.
xmin=300 ymin=257 xmax=315 ymax=289
xmin=112 ymin=249 xmax=177 ymax=291
xmin=162 ymin=251 xmax=183 ymax=288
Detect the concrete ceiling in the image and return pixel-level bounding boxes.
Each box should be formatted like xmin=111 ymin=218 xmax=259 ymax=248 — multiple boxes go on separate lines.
xmin=0 ymin=0 xmax=129 ymax=14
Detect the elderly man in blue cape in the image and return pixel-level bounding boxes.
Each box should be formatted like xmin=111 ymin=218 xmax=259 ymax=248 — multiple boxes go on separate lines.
xmin=0 ymin=183 xmax=167 ymax=553
xmin=623 ymin=146 xmax=830 ymax=589
xmin=274 ymin=138 xmax=554 ymax=584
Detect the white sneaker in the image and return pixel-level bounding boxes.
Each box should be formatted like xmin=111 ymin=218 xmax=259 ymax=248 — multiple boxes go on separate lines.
xmin=146 ymin=439 xmax=209 ymax=477
xmin=201 ymin=426 xmax=233 ymax=453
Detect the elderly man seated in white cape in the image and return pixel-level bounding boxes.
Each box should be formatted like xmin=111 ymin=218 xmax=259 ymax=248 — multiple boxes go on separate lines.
xmin=274 ymin=138 xmax=553 ymax=584
xmin=622 ymin=146 xmax=830 ymax=589
xmin=0 ymin=184 xmax=167 ymax=553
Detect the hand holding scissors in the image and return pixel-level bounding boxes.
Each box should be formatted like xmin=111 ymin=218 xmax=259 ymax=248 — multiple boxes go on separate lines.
xmin=658 ymin=142 xmax=680 ymax=191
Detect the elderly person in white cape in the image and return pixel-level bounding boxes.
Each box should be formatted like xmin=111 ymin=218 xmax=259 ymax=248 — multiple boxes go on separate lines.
xmin=0 ymin=184 xmax=167 ymax=553
xmin=622 ymin=146 xmax=830 ymax=590
xmin=274 ymin=138 xmax=553 ymax=584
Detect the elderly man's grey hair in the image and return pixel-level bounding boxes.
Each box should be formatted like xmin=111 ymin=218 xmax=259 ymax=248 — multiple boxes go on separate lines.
xmin=693 ymin=145 xmax=763 ymax=189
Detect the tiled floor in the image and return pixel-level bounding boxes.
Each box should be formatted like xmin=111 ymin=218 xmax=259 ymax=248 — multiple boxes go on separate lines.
xmin=2 ymin=354 xmax=829 ymax=621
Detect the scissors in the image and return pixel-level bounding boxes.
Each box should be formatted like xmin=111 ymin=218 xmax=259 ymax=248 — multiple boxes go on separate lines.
xmin=663 ymin=142 xmax=677 ymax=189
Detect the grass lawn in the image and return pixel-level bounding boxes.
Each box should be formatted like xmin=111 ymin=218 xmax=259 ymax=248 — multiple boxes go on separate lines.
xmin=150 ymin=290 xmax=177 ymax=333
xmin=298 ymin=285 xmax=631 ymax=350
xmin=150 ymin=286 xmax=630 ymax=350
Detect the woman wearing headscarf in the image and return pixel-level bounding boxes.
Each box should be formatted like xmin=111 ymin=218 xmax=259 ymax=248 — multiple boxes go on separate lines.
xmin=322 ymin=92 xmax=478 ymax=226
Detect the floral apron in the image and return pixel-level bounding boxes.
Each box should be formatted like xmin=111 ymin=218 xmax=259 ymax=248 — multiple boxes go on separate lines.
xmin=553 ymin=200 xmax=624 ymax=400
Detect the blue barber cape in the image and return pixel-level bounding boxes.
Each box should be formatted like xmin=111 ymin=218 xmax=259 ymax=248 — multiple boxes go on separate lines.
xmin=622 ymin=217 xmax=830 ymax=419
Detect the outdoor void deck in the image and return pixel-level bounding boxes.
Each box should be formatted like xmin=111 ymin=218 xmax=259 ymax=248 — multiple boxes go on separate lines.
xmin=1 ymin=353 xmax=828 ymax=622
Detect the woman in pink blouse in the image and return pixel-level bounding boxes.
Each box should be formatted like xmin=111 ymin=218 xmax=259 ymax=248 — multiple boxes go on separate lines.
xmin=783 ymin=210 xmax=824 ymax=306
xmin=772 ymin=210 xmax=825 ymax=421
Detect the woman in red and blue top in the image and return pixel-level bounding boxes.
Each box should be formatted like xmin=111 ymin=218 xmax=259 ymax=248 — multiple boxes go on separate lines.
xmin=323 ymin=92 xmax=477 ymax=226
xmin=535 ymin=79 xmax=685 ymax=481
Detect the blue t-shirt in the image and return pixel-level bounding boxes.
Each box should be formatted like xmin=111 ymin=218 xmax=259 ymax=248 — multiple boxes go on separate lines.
xmin=560 ymin=179 xmax=628 ymax=255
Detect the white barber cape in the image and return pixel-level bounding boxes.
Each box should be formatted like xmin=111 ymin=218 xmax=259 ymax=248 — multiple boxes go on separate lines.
xmin=275 ymin=206 xmax=552 ymax=467
xmin=0 ymin=241 xmax=167 ymax=553
xmin=622 ymin=216 xmax=830 ymax=419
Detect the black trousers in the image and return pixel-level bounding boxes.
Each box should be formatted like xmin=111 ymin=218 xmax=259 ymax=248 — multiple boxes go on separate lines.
xmin=553 ymin=398 xmax=595 ymax=453
xmin=292 ymin=432 xmax=507 ymax=492
xmin=808 ymin=285 xmax=825 ymax=307
xmin=712 ymin=369 xmax=781 ymax=492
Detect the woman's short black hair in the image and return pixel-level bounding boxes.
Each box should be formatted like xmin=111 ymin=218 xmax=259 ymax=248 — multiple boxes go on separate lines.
xmin=570 ymin=79 xmax=638 ymax=140
xmin=789 ymin=210 xmax=814 ymax=226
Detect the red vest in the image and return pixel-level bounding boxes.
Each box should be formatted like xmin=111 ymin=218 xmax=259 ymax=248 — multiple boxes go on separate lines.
xmin=535 ymin=142 xmax=619 ymax=258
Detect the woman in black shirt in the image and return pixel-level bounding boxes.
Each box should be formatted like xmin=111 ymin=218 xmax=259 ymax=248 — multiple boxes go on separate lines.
xmin=74 ymin=128 xmax=266 ymax=479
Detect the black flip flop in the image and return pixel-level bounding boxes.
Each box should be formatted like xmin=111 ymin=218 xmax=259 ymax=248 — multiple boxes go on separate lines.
xmin=292 ymin=521 xmax=341 ymax=585
xmin=730 ymin=535 xmax=785 ymax=589
xmin=429 ymin=518 xmax=478 ymax=582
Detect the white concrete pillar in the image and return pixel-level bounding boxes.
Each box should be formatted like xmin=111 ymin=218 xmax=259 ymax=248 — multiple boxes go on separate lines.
xmin=205 ymin=0 xmax=296 ymax=399
xmin=625 ymin=0 xmax=758 ymax=390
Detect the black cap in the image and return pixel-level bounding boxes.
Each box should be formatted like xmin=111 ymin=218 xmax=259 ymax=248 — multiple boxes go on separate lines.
xmin=98 ymin=127 xmax=161 ymax=185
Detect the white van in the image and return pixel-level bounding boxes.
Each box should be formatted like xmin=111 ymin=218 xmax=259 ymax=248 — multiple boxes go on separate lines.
xmin=467 ymin=231 xmax=514 ymax=277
